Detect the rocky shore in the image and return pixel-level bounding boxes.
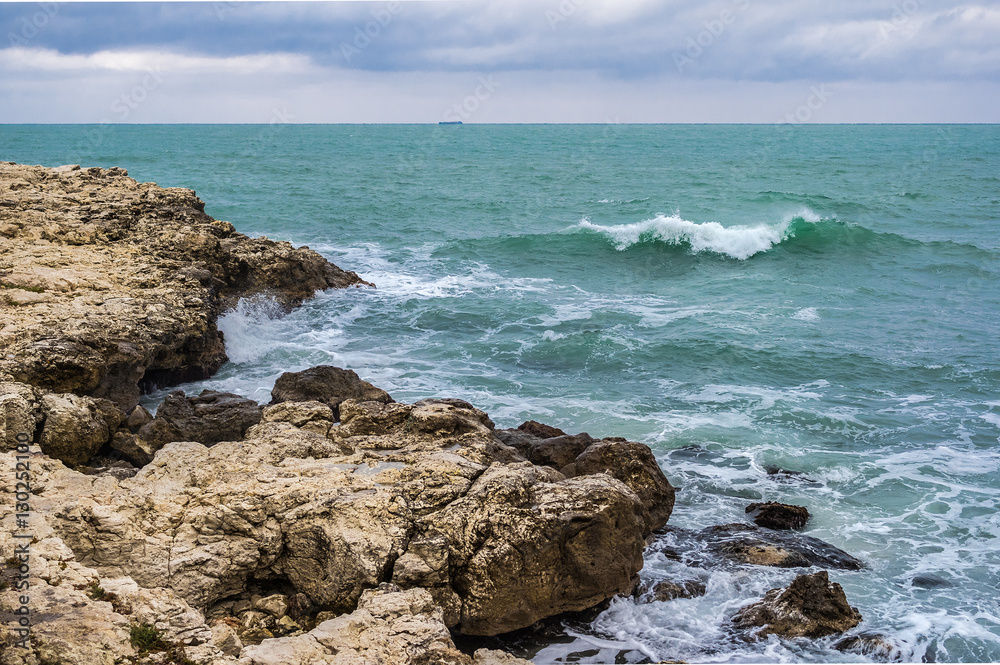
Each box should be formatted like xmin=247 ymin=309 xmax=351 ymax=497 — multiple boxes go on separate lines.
xmin=1 ymin=164 xmax=877 ymax=664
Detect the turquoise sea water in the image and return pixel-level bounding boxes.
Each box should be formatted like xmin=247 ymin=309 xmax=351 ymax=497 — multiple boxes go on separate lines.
xmin=3 ymin=124 xmax=1000 ymax=663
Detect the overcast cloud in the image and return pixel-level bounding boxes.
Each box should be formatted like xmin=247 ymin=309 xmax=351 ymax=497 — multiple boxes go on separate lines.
xmin=1 ymin=0 xmax=998 ymax=123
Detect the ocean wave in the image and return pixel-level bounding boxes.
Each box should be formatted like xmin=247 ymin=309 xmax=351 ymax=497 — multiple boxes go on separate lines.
xmin=575 ymin=209 xmax=823 ymax=260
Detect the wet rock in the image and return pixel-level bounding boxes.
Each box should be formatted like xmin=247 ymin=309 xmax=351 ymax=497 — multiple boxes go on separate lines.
xmin=269 ymin=365 xmax=393 ymax=420
xmin=911 ymin=573 xmax=953 ymax=589
xmin=732 ymin=571 xmax=862 ymax=640
xmin=746 ymin=501 xmax=810 ymax=530
xmin=648 ymin=579 xmax=707 ymax=602
xmin=705 ymin=524 xmax=864 ymax=570
xmin=834 ymin=632 xmax=901 ymax=661
xmin=517 ymin=420 xmax=567 ymax=439
xmin=38 ymin=392 xmax=121 ymax=466
xmin=135 ymin=389 xmax=262 ymax=454
xmin=764 ymin=465 xmax=822 ymax=487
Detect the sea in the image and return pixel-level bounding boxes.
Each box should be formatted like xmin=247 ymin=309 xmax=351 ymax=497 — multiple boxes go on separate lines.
xmin=3 ymin=124 xmax=999 ymax=663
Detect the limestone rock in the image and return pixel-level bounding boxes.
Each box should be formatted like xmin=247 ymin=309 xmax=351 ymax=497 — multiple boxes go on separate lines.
xmin=261 ymin=400 xmax=335 ymax=436
xmin=237 ymin=586 xmax=532 ymax=665
xmin=746 ymin=501 xmax=810 ymax=530
xmin=571 ymin=437 xmax=675 ymax=532
xmin=732 ymin=571 xmax=862 ymax=640
xmin=0 ymin=162 xmax=370 ymax=412
xmin=834 ymin=632 xmax=901 ymax=661
xmin=647 ymin=579 xmax=707 ymax=602
xmin=269 ymin=365 xmax=392 ymax=419
xmin=38 ymin=392 xmax=121 ymax=466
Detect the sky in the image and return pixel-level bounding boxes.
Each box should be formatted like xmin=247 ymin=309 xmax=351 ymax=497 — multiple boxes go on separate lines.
xmin=1 ymin=0 xmax=999 ymax=123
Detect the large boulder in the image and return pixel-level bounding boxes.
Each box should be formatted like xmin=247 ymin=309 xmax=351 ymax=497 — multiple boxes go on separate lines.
xmin=269 ymin=366 xmax=393 ymax=420
xmin=38 ymin=392 xmax=121 ymax=466
xmin=731 ymin=570 xmax=863 ymax=640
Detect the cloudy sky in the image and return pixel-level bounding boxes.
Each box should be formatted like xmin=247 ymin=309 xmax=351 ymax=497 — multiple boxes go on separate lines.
xmin=1 ymin=0 xmax=998 ymax=123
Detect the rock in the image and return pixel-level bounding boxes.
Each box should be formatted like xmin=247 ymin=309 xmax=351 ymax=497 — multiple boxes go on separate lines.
xmin=571 ymin=438 xmax=675 ymax=532
xmin=254 ymin=594 xmax=290 ymax=618
xmin=210 ymin=621 xmax=244 ymax=657
xmin=135 ymin=389 xmax=263 ymax=454
xmin=26 ymin=394 xmax=656 ymax=638
xmin=269 ymin=365 xmax=393 ymax=420
xmin=38 ymin=392 xmax=121 ymax=466
xmin=108 ymin=430 xmax=159 ymax=467
xmin=647 ymin=579 xmax=707 ymax=602
xmin=261 ymin=400 xmax=335 ymax=436
xmin=0 ymin=162 xmax=370 ymax=412
xmin=517 ymin=420 xmax=566 ymax=439
xmin=745 ymin=501 xmax=810 ymax=530
xmin=764 ymin=465 xmax=822 ymax=487
xmin=525 ymin=433 xmax=595 ymax=471
xmin=428 ymin=463 xmax=647 ymax=635
xmin=703 ymin=524 xmax=864 ymax=570
xmin=124 ymin=404 xmax=153 ymax=432
xmin=911 ymin=573 xmax=953 ymax=588
xmin=732 ymin=571 xmax=862 ymax=640
xmin=834 ymin=632 xmax=900 ymax=661
xmin=238 ymin=586 xmax=532 ymax=665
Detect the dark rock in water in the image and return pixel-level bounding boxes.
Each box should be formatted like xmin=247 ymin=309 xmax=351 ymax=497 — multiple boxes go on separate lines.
xmin=764 ymin=465 xmax=823 ymax=487
xmin=269 ymin=365 xmax=392 ymax=420
xmin=910 ymin=573 xmax=953 ymax=589
xmin=835 ymin=632 xmax=901 ymax=661
xmin=136 ymin=389 xmax=263 ymax=456
xmin=709 ymin=523 xmax=864 ymax=570
xmin=732 ymin=570 xmax=862 ymax=640
xmin=643 ymin=579 xmax=707 ymax=602
xmin=746 ymin=501 xmax=810 ymax=530
xmin=572 ymin=438 xmax=676 ymax=532
xmin=517 ymin=420 xmax=567 ymax=439
xmin=652 ymin=523 xmax=864 ymax=570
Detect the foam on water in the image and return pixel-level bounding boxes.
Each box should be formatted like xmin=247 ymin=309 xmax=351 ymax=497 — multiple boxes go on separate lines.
xmin=575 ymin=211 xmax=811 ymax=259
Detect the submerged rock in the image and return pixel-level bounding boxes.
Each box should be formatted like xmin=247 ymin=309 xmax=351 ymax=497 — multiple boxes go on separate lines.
xmin=732 ymin=570 xmax=862 ymax=640
xmin=705 ymin=523 xmax=863 ymax=570
xmin=745 ymin=501 xmax=810 ymax=530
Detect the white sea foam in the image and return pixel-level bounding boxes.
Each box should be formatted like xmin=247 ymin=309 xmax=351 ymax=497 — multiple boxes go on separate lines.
xmin=577 ymin=214 xmax=791 ymax=259
xmin=217 ymin=295 xmax=289 ymax=364
xmin=792 ymin=306 xmax=820 ymax=321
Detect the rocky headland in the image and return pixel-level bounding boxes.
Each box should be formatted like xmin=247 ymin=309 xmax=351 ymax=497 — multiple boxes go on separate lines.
xmin=1 ymin=163 xmax=876 ymax=664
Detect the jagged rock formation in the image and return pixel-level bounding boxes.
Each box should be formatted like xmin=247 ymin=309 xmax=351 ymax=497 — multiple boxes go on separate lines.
xmin=731 ymin=570 xmax=863 ymax=640
xmin=0 ymin=162 xmax=370 ymax=414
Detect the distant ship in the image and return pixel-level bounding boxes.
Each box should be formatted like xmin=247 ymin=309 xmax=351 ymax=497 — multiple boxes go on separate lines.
xmin=439 ymin=121 xmax=463 ymax=125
